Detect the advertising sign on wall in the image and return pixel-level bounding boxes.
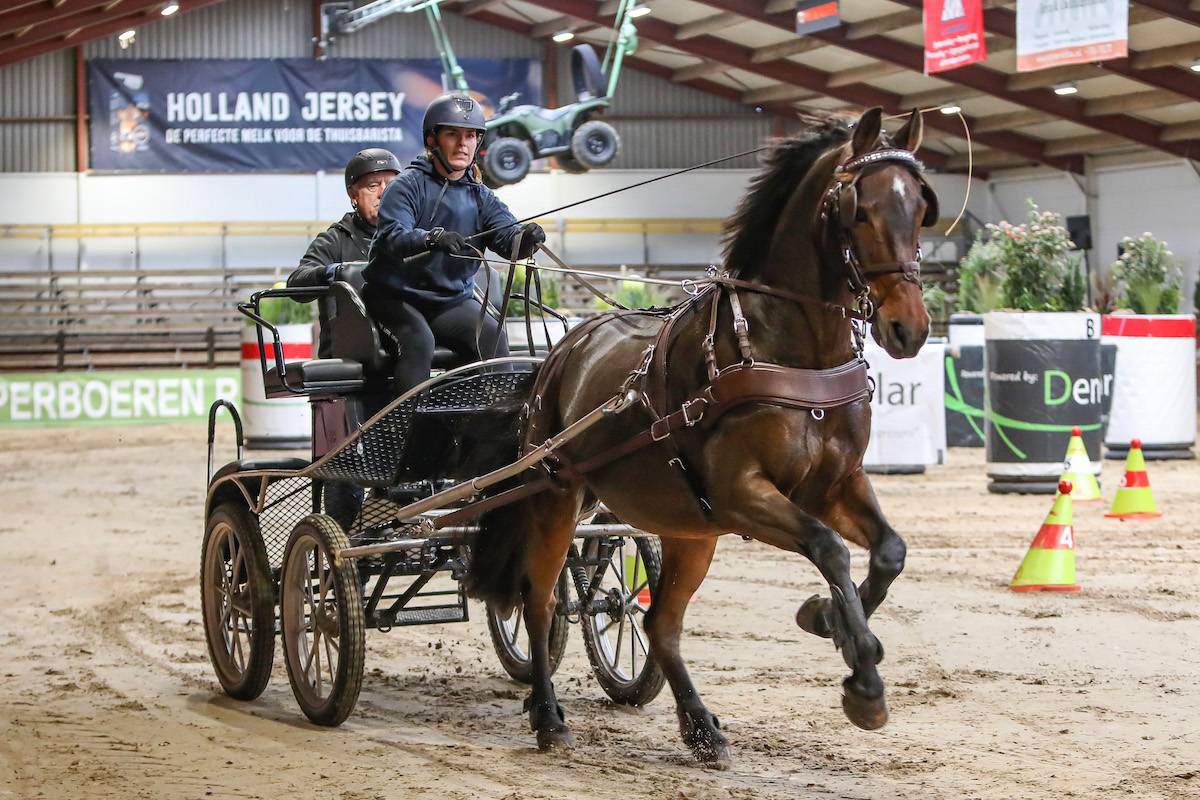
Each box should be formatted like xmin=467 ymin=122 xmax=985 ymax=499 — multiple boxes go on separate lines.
xmin=1015 ymin=0 xmax=1128 ymax=72
xmin=88 ymin=58 xmax=541 ymax=172
xmin=924 ymin=0 xmax=987 ymax=74
xmin=0 ymin=370 xmax=239 ymax=427
xmin=795 ymin=0 xmax=841 ymax=34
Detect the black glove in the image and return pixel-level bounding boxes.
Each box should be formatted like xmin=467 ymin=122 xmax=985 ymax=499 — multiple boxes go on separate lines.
xmin=514 ymin=222 xmax=546 ymax=259
xmin=426 ymin=227 xmax=469 ymax=255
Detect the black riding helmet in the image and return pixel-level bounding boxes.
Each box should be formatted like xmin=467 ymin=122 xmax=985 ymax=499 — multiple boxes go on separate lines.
xmin=344 ymin=147 xmax=402 ymax=190
xmin=422 ymin=92 xmax=487 ymax=141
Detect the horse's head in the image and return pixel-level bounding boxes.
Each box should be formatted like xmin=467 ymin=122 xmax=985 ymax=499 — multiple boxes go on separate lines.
xmin=826 ymin=107 xmax=937 ymax=359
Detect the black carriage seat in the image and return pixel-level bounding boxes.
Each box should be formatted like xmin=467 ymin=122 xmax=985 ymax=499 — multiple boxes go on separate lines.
xmin=262 ymin=265 xmax=505 ymax=398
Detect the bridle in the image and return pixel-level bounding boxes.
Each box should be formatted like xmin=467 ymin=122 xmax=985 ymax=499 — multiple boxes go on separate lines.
xmin=820 ymin=147 xmax=939 ymax=300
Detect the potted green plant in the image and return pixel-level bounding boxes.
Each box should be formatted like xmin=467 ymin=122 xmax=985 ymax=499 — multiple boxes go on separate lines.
xmin=1101 ymin=234 xmax=1194 ymax=460
xmin=979 ymin=202 xmax=1101 ymax=494
xmin=240 ymin=281 xmax=315 ymax=449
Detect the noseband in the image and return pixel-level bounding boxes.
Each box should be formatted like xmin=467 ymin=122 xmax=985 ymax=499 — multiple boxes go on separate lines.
xmin=820 ymin=148 xmax=938 ymax=297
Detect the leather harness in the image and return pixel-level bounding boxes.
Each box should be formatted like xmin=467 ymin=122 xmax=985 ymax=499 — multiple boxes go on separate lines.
xmin=430 ymin=146 xmax=931 ymax=529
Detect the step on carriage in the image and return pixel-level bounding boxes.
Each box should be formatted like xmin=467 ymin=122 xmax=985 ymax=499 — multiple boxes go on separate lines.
xmin=201 ymin=266 xmax=664 ymax=726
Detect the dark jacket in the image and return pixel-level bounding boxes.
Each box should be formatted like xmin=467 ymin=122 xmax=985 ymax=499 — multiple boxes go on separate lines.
xmin=288 ymin=211 xmax=374 ymax=358
xmin=366 ymin=156 xmax=522 ymax=308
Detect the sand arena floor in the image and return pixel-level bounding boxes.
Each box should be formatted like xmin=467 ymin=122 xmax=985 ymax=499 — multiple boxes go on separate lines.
xmin=0 ymin=422 xmax=1197 ymax=799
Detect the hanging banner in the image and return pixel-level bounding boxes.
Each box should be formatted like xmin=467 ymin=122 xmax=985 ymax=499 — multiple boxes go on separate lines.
xmin=1015 ymin=0 xmax=1127 ymax=72
xmin=88 ymin=58 xmax=541 ymax=172
xmin=795 ymin=0 xmax=841 ymax=34
xmin=924 ymin=0 xmax=987 ymax=74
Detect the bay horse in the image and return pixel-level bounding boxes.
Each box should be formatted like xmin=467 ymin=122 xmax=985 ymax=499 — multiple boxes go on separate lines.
xmin=467 ymin=107 xmax=937 ymax=766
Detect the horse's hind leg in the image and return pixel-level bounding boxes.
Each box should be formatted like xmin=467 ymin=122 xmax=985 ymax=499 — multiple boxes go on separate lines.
xmin=644 ymin=536 xmax=731 ymax=768
xmin=796 ymin=469 xmax=904 ymax=657
xmin=521 ymin=486 xmax=583 ymax=751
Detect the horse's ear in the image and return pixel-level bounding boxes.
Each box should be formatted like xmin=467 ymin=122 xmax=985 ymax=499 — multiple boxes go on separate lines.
xmin=850 ymin=107 xmax=884 ymax=157
xmin=893 ymin=107 xmax=924 ymax=152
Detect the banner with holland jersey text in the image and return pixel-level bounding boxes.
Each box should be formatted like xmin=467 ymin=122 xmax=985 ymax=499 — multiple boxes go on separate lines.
xmin=88 ymin=58 xmax=541 ymax=172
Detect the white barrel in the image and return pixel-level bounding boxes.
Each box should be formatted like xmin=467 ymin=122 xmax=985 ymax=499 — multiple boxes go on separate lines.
xmin=863 ymin=338 xmax=947 ymax=474
xmin=946 ymin=313 xmax=985 ymax=447
xmin=984 ymin=312 xmax=1102 ymax=493
xmin=240 ymin=323 xmax=313 ymax=449
xmin=1103 ymin=314 xmax=1196 ymax=459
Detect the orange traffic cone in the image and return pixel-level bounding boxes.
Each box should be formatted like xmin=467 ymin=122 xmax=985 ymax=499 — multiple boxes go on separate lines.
xmin=1011 ymin=480 xmax=1080 ymax=593
xmin=1105 ymin=439 xmax=1162 ymax=520
xmin=1059 ymin=426 xmax=1102 ymax=503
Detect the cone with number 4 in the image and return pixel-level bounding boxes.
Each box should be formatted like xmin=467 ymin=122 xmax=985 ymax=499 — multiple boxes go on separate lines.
xmin=1059 ymin=426 xmax=1102 ymax=502
xmin=1105 ymin=439 xmax=1162 ymax=520
xmin=1011 ymin=480 xmax=1080 ymax=593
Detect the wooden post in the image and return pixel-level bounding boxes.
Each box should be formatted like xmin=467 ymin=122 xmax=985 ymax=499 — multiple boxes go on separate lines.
xmin=74 ymin=46 xmax=87 ymax=172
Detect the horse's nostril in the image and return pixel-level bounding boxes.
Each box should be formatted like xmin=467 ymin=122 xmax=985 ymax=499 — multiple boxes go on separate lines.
xmin=890 ymin=320 xmax=908 ymax=348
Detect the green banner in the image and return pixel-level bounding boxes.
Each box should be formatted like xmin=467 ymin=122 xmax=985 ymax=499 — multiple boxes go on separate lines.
xmin=0 ymin=370 xmax=240 ymax=427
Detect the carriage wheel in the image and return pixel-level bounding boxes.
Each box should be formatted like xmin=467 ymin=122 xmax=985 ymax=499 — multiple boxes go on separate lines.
xmin=279 ymin=514 xmax=365 ymax=727
xmin=486 ymin=568 xmax=570 ymax=684
xmin=580 ymin=535 xmax=666 ymax=706
xmin=201 ymin=502 xmax=276 ymax=701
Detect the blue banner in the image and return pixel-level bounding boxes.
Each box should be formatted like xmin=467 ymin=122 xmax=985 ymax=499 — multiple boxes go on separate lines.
xmin=88 ymin=58 xmax=541 ymax=172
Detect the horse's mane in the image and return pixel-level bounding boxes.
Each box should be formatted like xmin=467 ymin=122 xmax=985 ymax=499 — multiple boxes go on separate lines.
xmin=721 ymin=116 xmax=850 ymax=278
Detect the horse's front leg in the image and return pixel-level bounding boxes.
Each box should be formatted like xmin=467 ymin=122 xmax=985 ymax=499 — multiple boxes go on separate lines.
xmin=644 ymin=536 xmax=731 ymax=768
xmin=796 ymin=468 xmax=905 ymax=654
xmin=714 ymin=473 xmax=889 ymax=730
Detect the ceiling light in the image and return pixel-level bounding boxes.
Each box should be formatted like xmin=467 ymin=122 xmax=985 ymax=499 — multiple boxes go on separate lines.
xmin=1053 ymin=81 xmax=1078 ymax=96
xmin=628 ymin=4 xmax=652 ymax=18
xmin=160 ymin=2 xmax=179 ymax=15
xmin=1191 ymin=59 xmax=1200 ymax=72
xmin=552 ymin=30 xmax=575 ymax=43
xmin=939 ymin=104 xmax=962 ymax=115
xmin=117 ymin=29 xmax=137 ymax=48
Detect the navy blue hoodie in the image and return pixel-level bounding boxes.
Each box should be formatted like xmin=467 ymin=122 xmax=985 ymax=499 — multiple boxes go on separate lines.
xmin=365 ymin=156 xmax=522 ymax=308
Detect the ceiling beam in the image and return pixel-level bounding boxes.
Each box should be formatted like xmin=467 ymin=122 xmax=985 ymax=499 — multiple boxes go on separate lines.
xmin=1163 ymin=119 xmax=1200 ymax=141
xmin=672 ymin=59 xmax=728 ymax=81
xmin=1132 ymin=0 xmax=1200 ymax=28
xmin=742 ymin=83 xmax=818 ymax=103
xmin=0 ymin=0 xmax=111 ymax=38
xmin=676 ymin=11 xmax=741 ymax=40
xmin=472 ymin=10 xmax=806 ymax=126
xmin=1006 ymin=63 xmax=1110 ymax=91
xmin=532 ymin=0 xmax=1065 ymax=169
xmin=749 ymin=36 xmax=826 ymax=63
xmin=698 ymin=0 xmax=1200 ymax=163
xmin=458 ymin=0 xmax=506 ymax=16
xmin=529 ymin=15 xmax=585 ymax=38
xmin=0 ymin=0 xmax=169 ymax=51
xmin=887 ymin=0 xmax=1200 ymax=103
xmin=1043 ymin=132 xmax=1130 ymax=156
xmin=0 ymin=0 xmax=225 ymax=67
xmin=972 ymin=108 xmax=1058 ymax=132
xmin=1085 ymin=88 xmax=1189 ymax=115
xmin=826 ymin=61 xmax=905 ymax=88
xmin=947 ymin=149 xmax=1042 ymax=169
xmin=1131 ymin=39 xmax=1200 ymax=69
xmin=845 ymin=9 xmax=922 ymax=39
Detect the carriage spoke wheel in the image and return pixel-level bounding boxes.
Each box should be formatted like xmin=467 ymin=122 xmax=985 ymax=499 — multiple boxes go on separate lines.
xmin=280 ymin=514 xmax=364 ymax=727
xmin=580 ymin=536 xmax=666 ymax=706
xmin=201 ymin=503 xmax=275 ymax=701
xmin=486 ymin=568 xmax=570 ymax=684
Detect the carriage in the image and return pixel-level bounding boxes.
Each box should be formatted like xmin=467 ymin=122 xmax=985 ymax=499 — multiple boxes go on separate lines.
xmin=201 ymin=267 xmax=665 ymax=726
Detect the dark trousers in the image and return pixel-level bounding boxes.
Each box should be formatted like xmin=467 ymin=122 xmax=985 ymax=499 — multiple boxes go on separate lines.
xmin=365 ymin=289 xmax=509 ymax=396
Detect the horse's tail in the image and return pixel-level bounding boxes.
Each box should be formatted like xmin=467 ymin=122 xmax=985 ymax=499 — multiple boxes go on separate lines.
xmin=464 ymin=489 xmax=535 ymax=616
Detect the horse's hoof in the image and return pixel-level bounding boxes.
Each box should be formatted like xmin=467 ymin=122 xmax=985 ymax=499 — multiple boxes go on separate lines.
xmin=678 ymin=709 xmax=731 ymax=768
xmin=536 ymin=726 xmax=576 ymax=752
xmin=841 ymin=686 xmax=889 ymax=731
xmin=795 ymin=594 xmax=833 ymax=638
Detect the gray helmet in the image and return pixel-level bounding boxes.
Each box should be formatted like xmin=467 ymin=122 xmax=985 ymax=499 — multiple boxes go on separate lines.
xmin=422 ymin=93 xmax=487 ymax=142
xmin=344 ymin=148 xmax=401 ymax=189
